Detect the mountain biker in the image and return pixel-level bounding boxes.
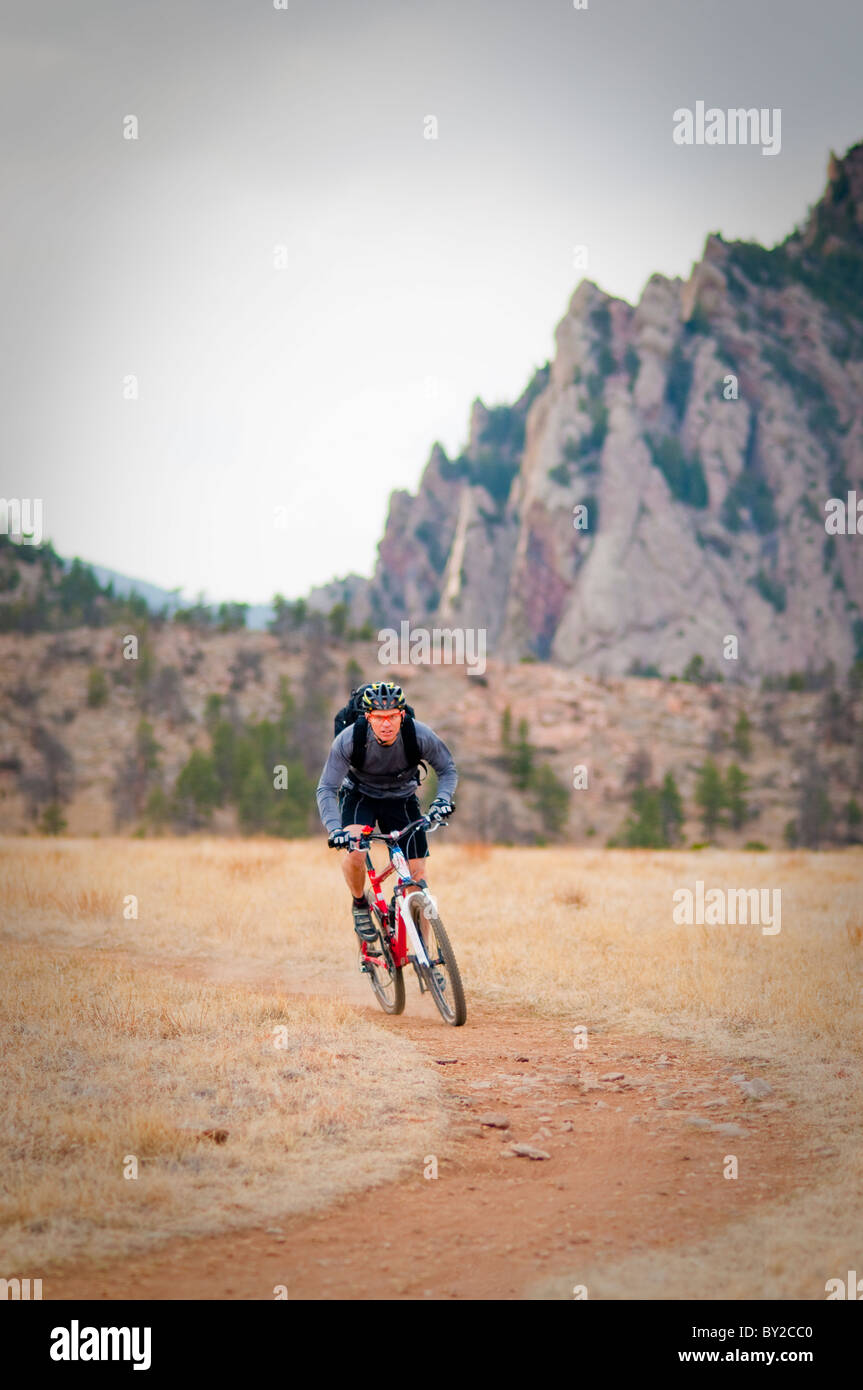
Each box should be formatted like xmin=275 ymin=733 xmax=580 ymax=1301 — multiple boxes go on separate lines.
xmin=315 ymin=681 xmax=457 ymax=953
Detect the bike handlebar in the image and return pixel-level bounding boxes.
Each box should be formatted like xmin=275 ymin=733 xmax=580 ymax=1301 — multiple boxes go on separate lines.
xmin=336 ymin=815 xmax=448 ymax=851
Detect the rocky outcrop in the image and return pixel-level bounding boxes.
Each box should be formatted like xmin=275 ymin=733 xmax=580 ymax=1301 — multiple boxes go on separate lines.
xmin=333 ymin=143 xmax=863 ymax=678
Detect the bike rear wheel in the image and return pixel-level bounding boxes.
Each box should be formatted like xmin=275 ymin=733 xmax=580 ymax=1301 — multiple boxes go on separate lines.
xmin=409 ymin=895 xmax=466 ymax=1027
xmin=361 ymin=889 xmax=405 ymax=1015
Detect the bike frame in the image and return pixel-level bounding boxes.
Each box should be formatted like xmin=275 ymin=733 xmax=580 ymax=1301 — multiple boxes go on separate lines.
xmin=350 ymin=818 xmax=444 ymax=974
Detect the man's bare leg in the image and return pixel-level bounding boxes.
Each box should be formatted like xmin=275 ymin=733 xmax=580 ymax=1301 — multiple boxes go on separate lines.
xmin=341 ymin=824 xmax=429 ymax=898
xmin=341 ymin=824 xmax=368 ymax=898
xmin=407 ymin=857 xmax=428 ymax=892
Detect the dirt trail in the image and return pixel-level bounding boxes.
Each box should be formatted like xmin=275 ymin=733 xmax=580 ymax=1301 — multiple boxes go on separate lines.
xmin=45 ymin=952 xmax=809 ymax=1300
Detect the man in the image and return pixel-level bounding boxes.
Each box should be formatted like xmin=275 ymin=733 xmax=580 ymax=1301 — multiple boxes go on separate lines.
xmin=316 ymin=681 xmax=457 ymax=950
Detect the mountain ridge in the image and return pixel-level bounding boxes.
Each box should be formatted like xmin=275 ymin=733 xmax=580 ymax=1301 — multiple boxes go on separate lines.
xmin=333 ymin=141 xmax=863 ymax=680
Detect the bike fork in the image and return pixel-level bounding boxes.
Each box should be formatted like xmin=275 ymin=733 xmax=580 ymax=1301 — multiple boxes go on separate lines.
xmin=400 ymin=893 xmax=432 ymax=987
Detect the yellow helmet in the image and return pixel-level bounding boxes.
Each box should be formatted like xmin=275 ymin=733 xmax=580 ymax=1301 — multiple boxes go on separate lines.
xmin=361 ymin=681 xmax=406 ymax=711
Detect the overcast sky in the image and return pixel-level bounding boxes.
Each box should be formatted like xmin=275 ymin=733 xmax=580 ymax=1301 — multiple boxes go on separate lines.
xmin=3 ymin=0 xmax=861 ymax=603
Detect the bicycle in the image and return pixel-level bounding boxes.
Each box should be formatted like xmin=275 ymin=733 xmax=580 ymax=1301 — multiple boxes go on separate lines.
xmin=335 ymin=816 xmax=467 ymax=1027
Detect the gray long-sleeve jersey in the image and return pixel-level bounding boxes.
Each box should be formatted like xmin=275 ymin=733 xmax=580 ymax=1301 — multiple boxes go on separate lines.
xmin=316 ymin=719 xmax=457 ymax=834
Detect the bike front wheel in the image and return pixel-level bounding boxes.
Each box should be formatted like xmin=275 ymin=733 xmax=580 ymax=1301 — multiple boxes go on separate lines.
xmin=409 ymin=895 xmax=467 ymax=1027
xmin=362 ymin=889 xmax=405 ymax=1015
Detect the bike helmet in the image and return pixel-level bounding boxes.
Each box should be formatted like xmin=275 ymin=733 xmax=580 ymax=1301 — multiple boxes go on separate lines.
xmin=361 ymin=681 xmax=406 ymax=712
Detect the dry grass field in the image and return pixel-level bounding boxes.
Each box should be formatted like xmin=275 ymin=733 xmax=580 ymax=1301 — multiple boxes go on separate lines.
xmin=1 ymin=834 xmax=862 ymax=1297
xmin=1 ymin=944 xmax=449 ymax=1270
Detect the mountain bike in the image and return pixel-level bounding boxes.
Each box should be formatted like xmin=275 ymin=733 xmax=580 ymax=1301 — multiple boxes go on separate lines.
xmin=336 ymin=816 xmax=467 ymax=1027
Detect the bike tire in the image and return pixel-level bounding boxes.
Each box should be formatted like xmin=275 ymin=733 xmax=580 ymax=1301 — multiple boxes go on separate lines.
xmin=409 ymin=896 xmax=467 ymax=1027
xmin=362 ymin=889 xmax=405 ymax=1015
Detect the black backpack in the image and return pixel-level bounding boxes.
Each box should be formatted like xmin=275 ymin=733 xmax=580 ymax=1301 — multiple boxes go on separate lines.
xmin=334 ymin=683 xmax=425 ymax=781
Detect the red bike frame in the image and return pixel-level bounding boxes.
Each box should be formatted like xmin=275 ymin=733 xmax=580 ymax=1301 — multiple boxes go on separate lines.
xmin=350 ymin=818 xmax=442 ymax=972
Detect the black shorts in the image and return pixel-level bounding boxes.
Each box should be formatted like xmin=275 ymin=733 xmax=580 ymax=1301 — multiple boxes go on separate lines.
xmin=339 ymin=787 xmax=429 ymax=859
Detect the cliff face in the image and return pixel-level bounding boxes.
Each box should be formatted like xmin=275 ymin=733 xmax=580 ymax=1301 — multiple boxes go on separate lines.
xmin=353 ymin=142 xmax=863 ymax=679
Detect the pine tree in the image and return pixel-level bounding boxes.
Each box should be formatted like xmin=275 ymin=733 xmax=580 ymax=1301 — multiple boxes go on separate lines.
xmin=217 ymin=602 xmax=248 ymax=632
xmin=624 ymin=747 xmax=652 ymax=788
xmin=268 ymin=594 xmax=290 ymax=636
xmin=172 ymin=750 xmax=220 ymax=828
xmin=532 ymin=764 xmax=570 ymax=835
xmin=509 ymin=718 xmax=535 ymax=789
xmin=621 ymin=786 xmax=664 ymax=847
xmin=86 ymin=666 xmax=109 ymax=709
xmin=725 ymin=763 xmax=750 ymax=830
xmin=111 ymin=719 xmax=161 ymax=825
xmin=237 ymin=762 xmax=270 ymax=832
xmin=328 ymin=602 xmax=348 ymax=637
xmin=695 ymin=758 xmax=725 ymax=838
xmin=659 ymin=772 xmax=684 ymax=844
xmin=732 ymin=710 xmax=752 ymax=757
xmin=39 ymin=801 xmax=67 ymax=835
xmin=204 ymin=693 xmax=223 ymax=733
xmin=817 ymin=688 xmax=852 ymax=745
xmin=682 ymin=653 xmax=705 ymax=685
xmin=209 ymin=720 xmax=236 ymax=802
xmin=500 ymin=705 xmax=513 ymax=750
xmin=278 ymin=679 xmax=296 ymax=743
xmin=144 ymin=785 xmax=170 ymax=830
xmin=269 ymin=761 xmax=317 ymax=837
xmin=796 ymin=761 xmax=832 ymax=848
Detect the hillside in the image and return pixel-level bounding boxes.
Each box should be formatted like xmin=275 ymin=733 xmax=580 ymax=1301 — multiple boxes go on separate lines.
xmin=0 ymin=612 xmax=860 ymax=847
